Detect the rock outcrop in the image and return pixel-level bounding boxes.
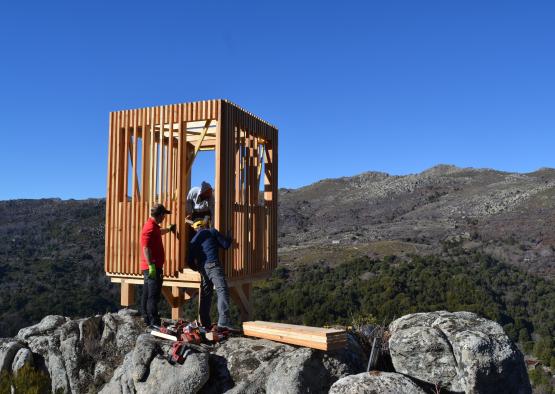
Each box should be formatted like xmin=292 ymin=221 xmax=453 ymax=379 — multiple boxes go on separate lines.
xmin=388 ymin=311 xmax=532 ymax=394
xmin=0 ymin=309 xmax=532 ymax=393
xmin=203 ymin=335 xmax=366 ymax=394
xmin=329 ymin=371 xmax=426 ymax=394
xmin=1 ymin=310 xmax=366 ymax=393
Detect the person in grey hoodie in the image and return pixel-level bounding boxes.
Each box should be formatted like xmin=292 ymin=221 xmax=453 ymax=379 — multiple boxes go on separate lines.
xmin=186 ymin=181 xmax=214 ymax=223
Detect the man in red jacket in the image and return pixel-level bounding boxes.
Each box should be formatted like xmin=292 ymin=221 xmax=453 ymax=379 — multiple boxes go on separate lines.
xmin=140 ymin=203 xmax=175 ymax=327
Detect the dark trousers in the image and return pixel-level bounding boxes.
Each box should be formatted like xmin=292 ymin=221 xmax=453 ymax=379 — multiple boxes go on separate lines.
xmin=199 ymin=261 xmax=232 ymax=328
xmin=142 ymin=267 xmax=163 ymax=326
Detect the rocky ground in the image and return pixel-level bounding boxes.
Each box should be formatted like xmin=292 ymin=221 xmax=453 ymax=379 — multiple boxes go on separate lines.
xmin=0 ymin=309 xmax=532 ymax=393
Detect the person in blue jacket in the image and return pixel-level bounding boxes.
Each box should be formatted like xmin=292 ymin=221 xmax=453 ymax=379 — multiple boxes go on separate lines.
xmin=188 ymin=219 xmax=233 ymax=330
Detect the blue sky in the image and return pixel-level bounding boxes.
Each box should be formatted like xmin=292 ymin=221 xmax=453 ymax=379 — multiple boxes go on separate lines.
xmin=0 ymin=1 xmax=553 ymax=199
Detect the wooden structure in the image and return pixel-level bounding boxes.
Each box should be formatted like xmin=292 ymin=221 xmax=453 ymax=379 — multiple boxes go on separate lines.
xmin=243 ymin=321 xmax=347 ymax=351
xmin=105 ymin=99 xmax=278 ymax=320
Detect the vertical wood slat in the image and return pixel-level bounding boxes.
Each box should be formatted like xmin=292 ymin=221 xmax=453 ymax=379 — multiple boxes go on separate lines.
xmin=234 ymin=121 xmax=240 ymax=276
xmin=166 ymin=105 xmax=173 ymax=276
xmin=171 ymin=105 xmax=177 ymax=277
xmin=146 ymin=108 xmax=151 ymax=206
xmin=273 ymin=128 xmax=278 ymax=271
xmin=131 ymin=110 xmax=138 ymax=274
xmin=123 ymin=111 xmax=131 ymax=275
xmin=113 ymin=112 xmax=119 ymax=274
xmin=115 ymin=111 xmax=123 ymax=274
xmin=241 ymin=114 xmax=247 ymax=279
xmin=149 ymin=107 xmax=155 ymax=204
xmin=136 ymin=110 xmax=142 ymax=275
xmin=176 ymin=104 xmax=185 ymax=272
xmin=138 ymin=110 xmax=146 ymax=275
xmin=106 ymin=113 xmax=115 ymax=273
xmin=126 ymin=111 xmax=133 ymax=274
xmin=222 ymin=101 xmax=229 ymax=275
xmin=158 ymin=106 xmax=164 ymax=204
xmin=232 ymin=107 xmax=237 ymax=276
xmin=152 ymin=107 xmax=158 ymax=204
xmin=215 ymin=102 xmax=222 ymax=232
xmin=170 ymin=107 xmax=176 ymax=275
xmin=227 ymin=104 xmax=233 ymax=277
xmin=249 ymin=130 xmax=255 ymax=278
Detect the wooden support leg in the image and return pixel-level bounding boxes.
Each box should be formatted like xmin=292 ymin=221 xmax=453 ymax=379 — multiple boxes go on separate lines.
xmin=161 ymin=286 xmax=174 ymax=306
xmin=184 ymin=289 xmax=199 ymax=300
xmin=230 ymin=284 xmax=252 ymax=322
xmin=242 ymin=282 xmax=253 ymax=320
xmin=161 ymin=286 xmax=184 ymax=320
xmin=121 ymin=282 xmax=135 ymax=306
xmin=171 ymin=286 xmax=183 ymax=320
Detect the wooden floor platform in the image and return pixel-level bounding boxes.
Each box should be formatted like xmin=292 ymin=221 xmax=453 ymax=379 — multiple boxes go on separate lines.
xmin=242 ymin=321 xmax=347 ymax=351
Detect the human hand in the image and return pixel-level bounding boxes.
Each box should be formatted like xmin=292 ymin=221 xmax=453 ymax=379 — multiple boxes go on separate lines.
xmin=168 ymin=224 xmax=176 ymax=234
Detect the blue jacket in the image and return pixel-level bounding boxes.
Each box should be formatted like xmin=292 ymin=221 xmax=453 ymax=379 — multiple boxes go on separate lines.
xmin=188 ymin=228 xmax=232 ymax=267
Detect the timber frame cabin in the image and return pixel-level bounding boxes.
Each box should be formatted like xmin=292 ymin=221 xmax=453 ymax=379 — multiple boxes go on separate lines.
xmin=104 ymin=99 xmax=278 ymax=321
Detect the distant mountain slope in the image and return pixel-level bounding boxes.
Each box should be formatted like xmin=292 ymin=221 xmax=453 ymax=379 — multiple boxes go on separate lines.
xmin=278 ymin=165 xmax=555 ymax=276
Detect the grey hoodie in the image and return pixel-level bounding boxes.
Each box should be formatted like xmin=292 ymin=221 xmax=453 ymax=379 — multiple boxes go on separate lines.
xmin=186 ymin=181 xmax=214 ymax=217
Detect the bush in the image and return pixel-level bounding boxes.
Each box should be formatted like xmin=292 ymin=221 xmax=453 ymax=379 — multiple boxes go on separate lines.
xmin=0 ymin=364 xmax=51 ymax=394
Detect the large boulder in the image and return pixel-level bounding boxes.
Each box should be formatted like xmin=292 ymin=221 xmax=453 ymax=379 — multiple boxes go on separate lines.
xmin=11 ymin=347 xmax=34 ymax=373
xmin=100 ymin=338 xmax=210 ymax=394
xmin=132 ymin=334 xmax=160 ymax=382
xmin=329 ymin=371 xmax=426 ymax=394
xmin=0 ymin=341 xmax=25 ymax=373
xmin=135 ymin=352 xmax=210 ymax=394
xmin=17 ymin=315 xmax=68 ymax=340
xmin=203 ymin=334 xmax=366 ymax=394
xmin=16 ymin=310 xmax=144 ymax=393
xmin=388 ymin=311 xmax=532 ymax=394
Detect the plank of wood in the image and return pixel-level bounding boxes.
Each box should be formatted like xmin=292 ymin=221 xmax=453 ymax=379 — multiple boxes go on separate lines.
xmin=150 ymin=331 xmax=177 ymax=341
xmin=242 ymin=329 xmax=346 ymax=351
xmin=243 ymin=321 xmax=345 ymax=337
xmin=242 ymin=321 xmax=347 ymax=351
xmin=243 ymin=327 xmax=347 ymax=344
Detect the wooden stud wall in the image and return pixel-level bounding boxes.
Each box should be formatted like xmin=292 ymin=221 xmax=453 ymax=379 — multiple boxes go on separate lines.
xmin=106 ymin=99 xmax=277 ymax=284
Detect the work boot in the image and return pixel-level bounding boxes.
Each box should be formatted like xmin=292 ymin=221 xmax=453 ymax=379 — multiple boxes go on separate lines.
xmin=215 ymin=325 xmax=241 ymax=333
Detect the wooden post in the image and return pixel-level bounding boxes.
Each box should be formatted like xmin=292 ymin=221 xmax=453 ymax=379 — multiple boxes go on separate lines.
xmin=171 ymin=286 xmax=183 ymax=320
xmin=230 ymin=282 xmax=252 ymax=322
xmin=242 ymin=282 xmax=253 ymax=319
xmin=121 ymin=281 xmax=135 ymax=306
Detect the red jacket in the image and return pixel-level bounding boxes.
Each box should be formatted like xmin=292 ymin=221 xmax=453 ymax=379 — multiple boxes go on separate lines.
xmin=140 ymin=218 xmax=165 ymax=270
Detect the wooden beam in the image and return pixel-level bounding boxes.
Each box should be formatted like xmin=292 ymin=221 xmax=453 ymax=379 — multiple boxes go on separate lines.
xmin=193 ymin=120 xmax=212 ymax=155
xmin=183 ymin=120 xmax=212 ymax=181
xmin=161 ymin=287 xmax=177 ymax=307
xmin=171 ymin=286 xmax=183 ymax=320
xmin=184 ymin=289 xmax=198 ymax=300
xmin=242 ymin=321 xmax=347 ymax=351
xmin=230 ymin=285 xmax=251 ymax=321
xmin=121 ymin=282 xmax=135 ymax=306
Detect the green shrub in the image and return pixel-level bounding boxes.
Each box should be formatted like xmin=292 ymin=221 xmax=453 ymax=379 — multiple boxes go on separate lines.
xmin=0 ymin=364 xmax=51 ymax=394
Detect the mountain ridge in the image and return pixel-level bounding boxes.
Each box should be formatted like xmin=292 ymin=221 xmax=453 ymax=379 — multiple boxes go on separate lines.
xmin=277 ymin=164 xmax=555 ymax=278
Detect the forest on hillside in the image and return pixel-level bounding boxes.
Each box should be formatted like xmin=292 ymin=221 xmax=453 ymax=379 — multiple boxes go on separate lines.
xmin=2 ymin=241 xmax=554 ymax=369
